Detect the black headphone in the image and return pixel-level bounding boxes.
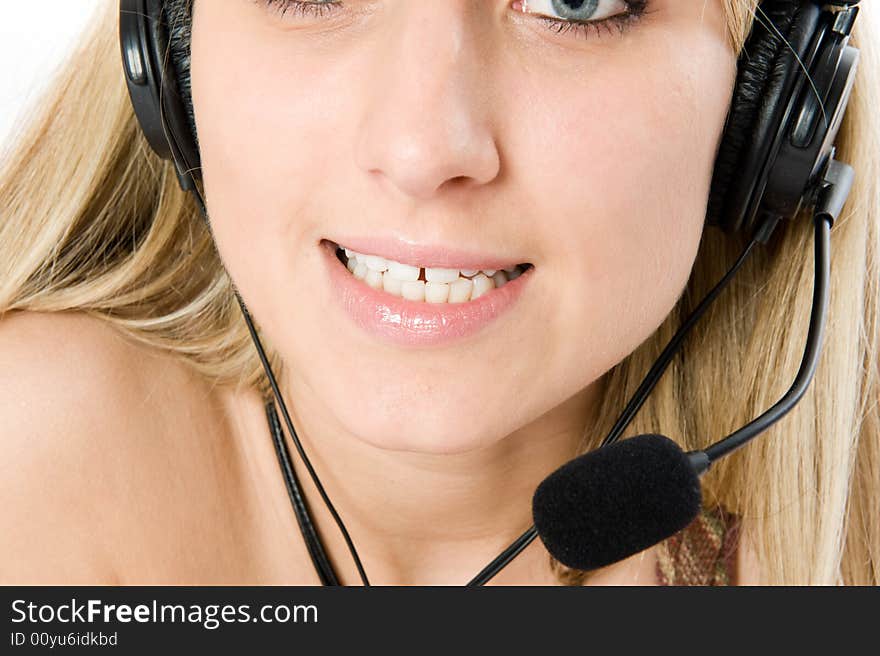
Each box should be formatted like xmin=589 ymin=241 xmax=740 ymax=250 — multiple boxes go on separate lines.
xmin=120 ymin=0 xmax=861 ymax=238
xmin=118 ymin=1 xmax=862 ymax=584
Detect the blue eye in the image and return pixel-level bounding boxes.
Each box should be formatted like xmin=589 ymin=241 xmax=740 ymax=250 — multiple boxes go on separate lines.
xmin=516 ymin=0 xmax=650 ymax=40
xmin=254 ymin=0 xmax=651 ymax=40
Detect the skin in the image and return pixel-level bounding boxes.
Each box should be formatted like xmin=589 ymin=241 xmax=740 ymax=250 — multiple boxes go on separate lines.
xmin=187 ymin=0 xmax=739 ymax=585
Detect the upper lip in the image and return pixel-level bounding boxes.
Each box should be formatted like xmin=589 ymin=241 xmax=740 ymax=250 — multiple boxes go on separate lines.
xmin=325 ymin=235 xmax=530 ymax=271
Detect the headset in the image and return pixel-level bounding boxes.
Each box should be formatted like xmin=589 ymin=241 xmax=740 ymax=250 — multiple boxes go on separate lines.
xmin=119 ymin=0 xmax=861 ymax=585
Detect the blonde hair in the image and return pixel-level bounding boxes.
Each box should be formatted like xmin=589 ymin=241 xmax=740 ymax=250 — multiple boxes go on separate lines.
xmin=1 ymin=0 xmax=877 ymax=585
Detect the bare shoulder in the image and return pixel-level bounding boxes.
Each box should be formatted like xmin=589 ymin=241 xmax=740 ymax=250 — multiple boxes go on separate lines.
xmin=0 ymin=310 xmax=211 ymax=583
xmin=0 ymin=309 xmax=187 ymax=438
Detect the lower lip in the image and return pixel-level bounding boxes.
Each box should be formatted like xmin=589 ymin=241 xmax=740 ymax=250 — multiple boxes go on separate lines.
xmin=320 ymin=240 xmax=534 ymax=348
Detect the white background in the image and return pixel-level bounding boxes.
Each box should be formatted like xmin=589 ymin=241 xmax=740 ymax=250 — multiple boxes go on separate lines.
xmin=0 ymin=2 xmax=101 ymax=153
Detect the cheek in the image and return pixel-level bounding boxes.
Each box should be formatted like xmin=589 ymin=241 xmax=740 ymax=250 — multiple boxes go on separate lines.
xmin=190 ymin=26 xmax=346 ymax=298
xmin=504 ymin=41 xmax=733 ymax=364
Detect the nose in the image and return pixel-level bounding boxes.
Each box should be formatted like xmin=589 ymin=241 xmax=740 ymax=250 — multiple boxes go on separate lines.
xmin=353 ymin=2 xmax=501 ymax=201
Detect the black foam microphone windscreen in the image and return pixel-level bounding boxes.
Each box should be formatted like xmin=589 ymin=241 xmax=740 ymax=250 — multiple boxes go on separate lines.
xmin=532 ymin=433 xmax=703 ymax=571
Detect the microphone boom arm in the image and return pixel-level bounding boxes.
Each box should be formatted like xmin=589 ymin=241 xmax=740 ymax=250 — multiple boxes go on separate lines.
xmin=468 ymin=159 xmax=851 ymax=586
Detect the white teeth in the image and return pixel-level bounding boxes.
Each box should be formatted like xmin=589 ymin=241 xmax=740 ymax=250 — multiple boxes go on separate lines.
xmin=386 ymin=259 xmax=421 ymax=282
xmin=424 ymin=267 xmax=460 ymax=283
xmin=363 ymin=254 xmax=389 ymax=272
xmin=364 ymin=268 xmax=384 ymax=289
xmin=342 ymin=247 xmax=515 ymax=282
xmin=425 ymin=281 xmax=450 ymax=303
xmin=338 ymin=245 xmax=528 ymax=303
xmin=383 ymin=273 xmax=403 ymax=297
xmin=401 ymin=279 xmax=426 ymax=301
xmin=470 ymin=273 xmax=494 ymax=300
xmin=448 ymin=278 xmax=474 ymax=303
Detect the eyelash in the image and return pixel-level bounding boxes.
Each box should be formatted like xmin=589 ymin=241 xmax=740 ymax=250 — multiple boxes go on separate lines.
xmin=256 ymin=0 xmax=651 ymax=41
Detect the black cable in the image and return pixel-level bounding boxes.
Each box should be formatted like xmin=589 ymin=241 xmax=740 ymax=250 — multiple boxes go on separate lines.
xmin=189 ymin=190 xmax=370 ymax=587
xmin=264 ymin=399 xmax=341 ymax=585
xmin=468 ymin=526 xmax=539 ymax=587
xmin=236 ymin=289 xmax=371 ymax=586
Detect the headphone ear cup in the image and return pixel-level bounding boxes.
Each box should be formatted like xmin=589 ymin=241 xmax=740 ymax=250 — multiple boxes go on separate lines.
xmin=119 ymin=0 xmax=200 ymax=191
xmin=707 ymin=0 xmax=804 ymax=234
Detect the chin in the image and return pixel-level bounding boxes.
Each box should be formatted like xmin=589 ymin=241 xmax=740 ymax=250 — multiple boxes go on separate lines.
xmin=313 ymin=371 xmax=506 ymax=455
xmin=341 ymin=407 xmax=502 ymax=456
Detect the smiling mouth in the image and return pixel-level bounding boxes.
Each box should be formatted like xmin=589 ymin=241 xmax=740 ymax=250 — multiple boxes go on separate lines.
xmin=331 ymin=242 xmax=534 ymax=304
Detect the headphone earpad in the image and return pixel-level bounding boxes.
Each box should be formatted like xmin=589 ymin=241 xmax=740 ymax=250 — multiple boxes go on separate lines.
xmin=163 ymin=0 xmax=199 ymax=158
xmin=706 ymin=0 xmax=803 ymax=233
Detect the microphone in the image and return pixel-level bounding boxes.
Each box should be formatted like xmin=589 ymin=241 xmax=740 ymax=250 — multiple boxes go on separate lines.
xmin=532 ymin=434 xmax=704 ymax=571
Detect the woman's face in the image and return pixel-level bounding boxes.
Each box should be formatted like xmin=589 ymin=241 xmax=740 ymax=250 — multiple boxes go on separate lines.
xmin=190 ymin=0 xmax=736 ymax=454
